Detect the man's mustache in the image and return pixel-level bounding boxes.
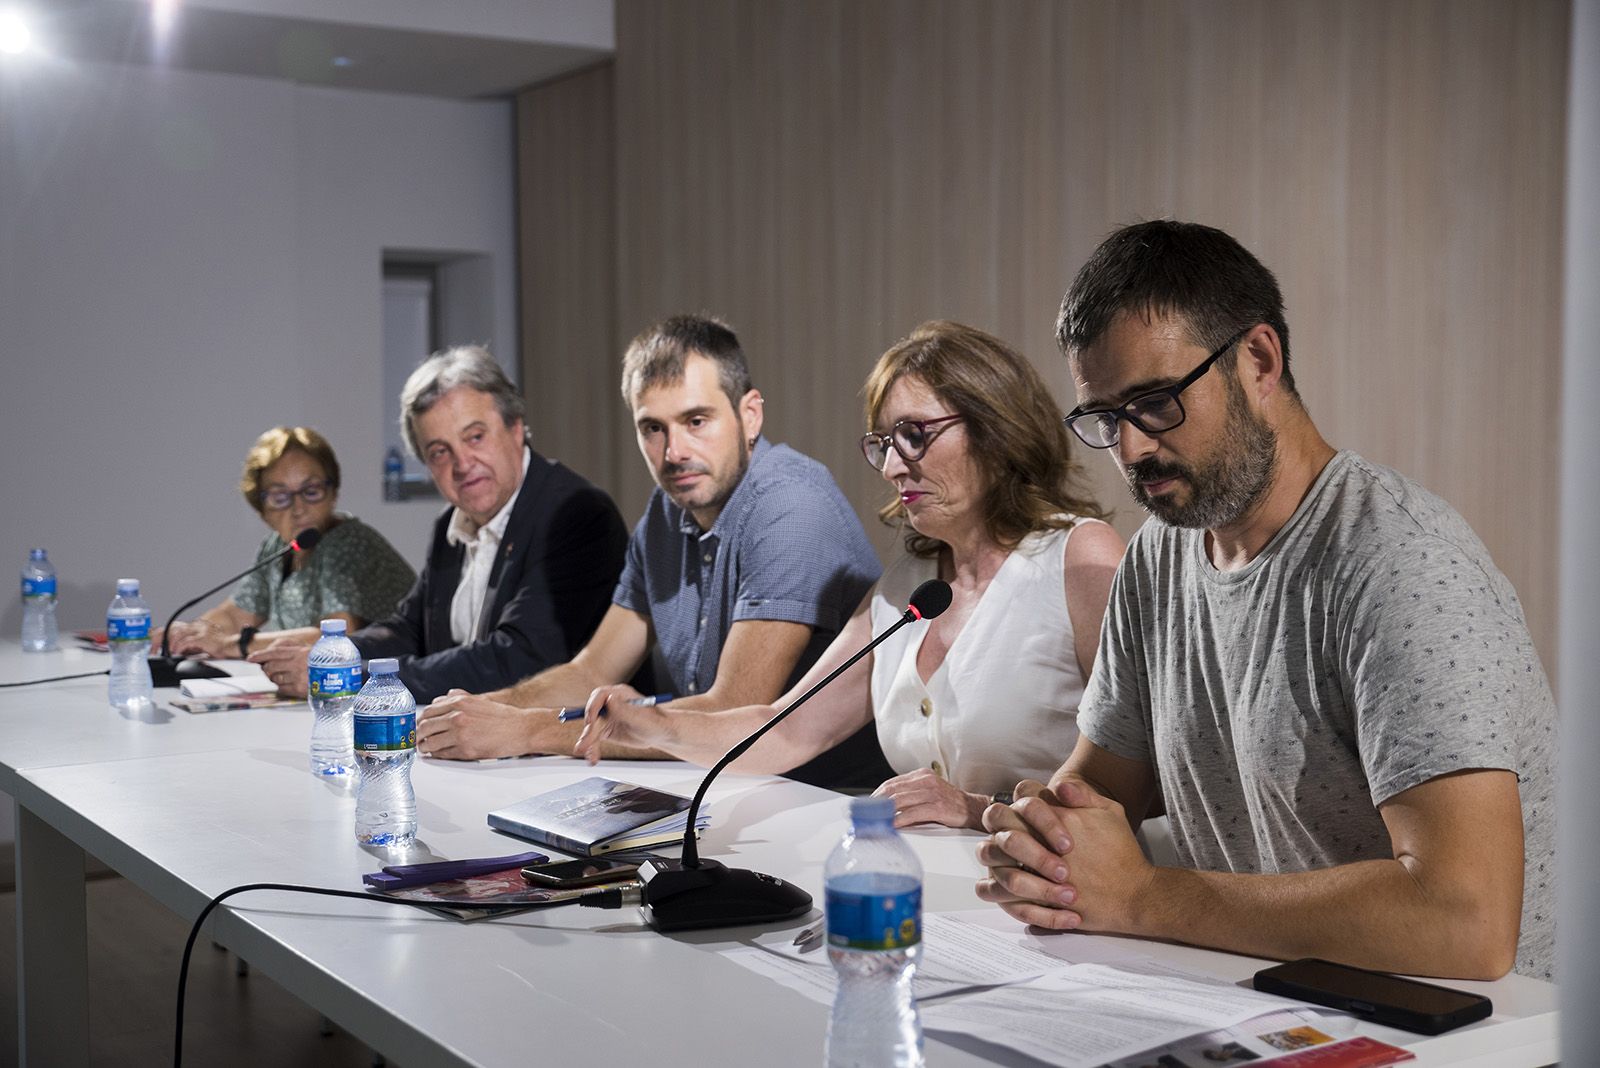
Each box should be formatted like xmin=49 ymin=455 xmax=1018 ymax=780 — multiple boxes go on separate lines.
xmin=1125 ymin=458 xmax=1189 ymax=484
xmin=662 ymin=461 xmax=710 ymax=478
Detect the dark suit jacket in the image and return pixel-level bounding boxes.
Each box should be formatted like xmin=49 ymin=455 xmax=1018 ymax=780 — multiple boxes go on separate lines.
xmin=351 ymin=452 xmax=627 ymax=699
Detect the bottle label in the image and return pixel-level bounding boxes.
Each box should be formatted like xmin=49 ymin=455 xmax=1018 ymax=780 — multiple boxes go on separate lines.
xmin=825 ymin=884 xmax=922 ymax=951
xmin=22 ymin=576 xmax=57 ymax=601
xmin=309 ymin=664 xmax=362 ymax=699
xmin=107 ymin=613 xmax=151 ymax=642
xmin=354 ymin=711 xmax=416 ymax=752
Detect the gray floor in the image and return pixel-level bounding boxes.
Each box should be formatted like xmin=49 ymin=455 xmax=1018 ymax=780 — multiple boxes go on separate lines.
xmin=1 ymin=872 xmax=396 ymax=1067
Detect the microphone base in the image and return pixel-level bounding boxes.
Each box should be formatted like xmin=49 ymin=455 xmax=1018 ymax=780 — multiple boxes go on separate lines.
xmin=638 ymin=857 xmax=813 ymax=933
xmin=148 ymin=656 xmax=228 ymax=689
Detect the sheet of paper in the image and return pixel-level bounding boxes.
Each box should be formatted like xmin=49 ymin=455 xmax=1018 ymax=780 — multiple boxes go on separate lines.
xmin=935 ymin=907 xmax=1160 ymax=967
xmin=722 ymin=911 xmax=1113 ymax=1004
xmin=179 ymin=668 xmax=275 ymax=699
xmin=920 ymin=961 xmax=1298 ymax=1068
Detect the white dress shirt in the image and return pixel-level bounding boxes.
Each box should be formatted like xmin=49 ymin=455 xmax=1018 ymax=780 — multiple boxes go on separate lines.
xmin=446 ymin=447 xmax=530 ymax=646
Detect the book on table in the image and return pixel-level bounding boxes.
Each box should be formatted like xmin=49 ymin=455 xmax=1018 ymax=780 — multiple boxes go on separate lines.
xmin=487 ymin=776 xmax=710 ymax=856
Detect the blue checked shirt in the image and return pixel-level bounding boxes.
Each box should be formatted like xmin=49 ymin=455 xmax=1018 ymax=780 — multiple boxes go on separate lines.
xmin=614 ymin=438 xmax=882 ymax=696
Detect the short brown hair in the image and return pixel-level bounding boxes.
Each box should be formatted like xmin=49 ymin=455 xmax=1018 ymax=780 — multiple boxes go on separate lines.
xmin=239 ymin=427 xmax=341 ymax=515
xmin=619 ymin=314 xmax=752 ymax=410
xmin=865 ymin=321 xmax=1107 ymax=558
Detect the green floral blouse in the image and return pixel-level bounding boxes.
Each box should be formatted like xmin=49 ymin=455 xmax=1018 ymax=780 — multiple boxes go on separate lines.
xmin=233 ymin=515 xmax=416 ymax=631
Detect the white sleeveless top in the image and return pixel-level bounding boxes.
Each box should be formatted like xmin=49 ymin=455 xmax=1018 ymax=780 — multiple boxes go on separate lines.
xmin=869 ymin=523 xmax=1096 ymax=795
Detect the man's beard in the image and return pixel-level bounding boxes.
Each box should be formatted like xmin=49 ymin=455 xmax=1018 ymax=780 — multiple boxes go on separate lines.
xmin=661 ymin=419 xmax=751 ymax=515
xmin=1123 ymin=379 xmax=1278 ymax=530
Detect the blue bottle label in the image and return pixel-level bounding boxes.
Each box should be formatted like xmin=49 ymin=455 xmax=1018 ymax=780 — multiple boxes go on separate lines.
xmin=354 ymin=711 xmax=415 ymax=752
xmin=107 ymin=613 xmax=151 ymax=641
xmin=22 ymin=576 xmax=56 ymax=600
xmin=309 ymin=664 xmax=362 ymax=699
xmin=825 ymin=883 xmax=922 ymax=951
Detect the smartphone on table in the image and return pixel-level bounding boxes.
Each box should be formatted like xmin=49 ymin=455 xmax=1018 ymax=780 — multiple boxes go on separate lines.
xmin=520 ymin=857 xmax=642 ymax=889
xmin=1253 ymin=958 xmax=1492 ymax=1035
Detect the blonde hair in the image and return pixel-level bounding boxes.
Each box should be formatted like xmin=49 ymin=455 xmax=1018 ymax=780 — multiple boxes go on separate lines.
xmin=239 ymin=427 xmax=340 ymax=515
xmin=864 ymin=321 xmax=1107 ymax=558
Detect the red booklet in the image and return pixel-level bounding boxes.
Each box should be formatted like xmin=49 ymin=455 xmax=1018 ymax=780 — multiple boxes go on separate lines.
xmin=1267 ymin=1036 xmax=1414 ymax=1067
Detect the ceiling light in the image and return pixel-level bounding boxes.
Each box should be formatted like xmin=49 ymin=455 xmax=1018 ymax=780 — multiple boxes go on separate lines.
xmin=0 ymin=9 xmax=34 ymax=56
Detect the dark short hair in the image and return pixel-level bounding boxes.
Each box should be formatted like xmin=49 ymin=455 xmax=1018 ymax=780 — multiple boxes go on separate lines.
xmin=1055 ymin=220 xmax=1296 ymax=396
xmin=239 ymin=427 xmax=340 ymax=515
xmin=619 ymin=314 xmax=753 ymax=409
xmin=865 ymin=320 xmax=1108 ymax=557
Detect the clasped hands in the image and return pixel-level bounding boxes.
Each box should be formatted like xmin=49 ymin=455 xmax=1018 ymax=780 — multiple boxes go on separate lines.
xmin=975 ymin=777 xmax=1154 ymax=933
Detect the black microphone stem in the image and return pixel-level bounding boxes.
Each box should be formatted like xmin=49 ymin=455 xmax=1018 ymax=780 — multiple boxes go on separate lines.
xmin=680 ymin=607 xmax=919 ymax=869
xmin=157 ymin=532 xmax=315 ymax=660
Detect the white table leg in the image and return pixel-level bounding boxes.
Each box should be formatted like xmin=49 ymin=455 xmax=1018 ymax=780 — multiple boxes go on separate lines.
xmin=16 ymin=805 xmax=88 ymax=1067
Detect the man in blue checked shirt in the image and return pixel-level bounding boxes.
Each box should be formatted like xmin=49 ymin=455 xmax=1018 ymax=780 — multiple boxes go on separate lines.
xmin=416 ymin=315 xmax=892 ymax=789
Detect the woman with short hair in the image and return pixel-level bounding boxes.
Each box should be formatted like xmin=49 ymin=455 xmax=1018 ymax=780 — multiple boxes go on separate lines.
xmin=576 ymin=321 xmax=1124 ymax=828
xmin=157 ymin=426 xmax=415 ymax=660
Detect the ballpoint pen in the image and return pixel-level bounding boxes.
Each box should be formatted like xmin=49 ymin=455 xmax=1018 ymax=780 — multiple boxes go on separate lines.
xmin=556 ymin=693 xmax=675 ymax=722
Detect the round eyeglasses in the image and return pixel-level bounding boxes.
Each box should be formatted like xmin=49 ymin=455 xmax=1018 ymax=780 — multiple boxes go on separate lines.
xmin=860 ymin=414 xmax=964 ymax=470
xmin=1062 ymin=327 xmax=1251 ymax=449
xmin=260 ymin=480 xmax=331 ymax=511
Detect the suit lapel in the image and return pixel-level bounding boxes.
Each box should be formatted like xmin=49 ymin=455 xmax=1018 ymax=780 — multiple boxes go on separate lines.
xmin=429 ymin=535 xmax=465 ymax=654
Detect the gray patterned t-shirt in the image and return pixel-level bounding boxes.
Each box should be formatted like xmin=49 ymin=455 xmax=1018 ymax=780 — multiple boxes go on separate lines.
xmin=1079 ymin=450 xmax=1556 ymax=978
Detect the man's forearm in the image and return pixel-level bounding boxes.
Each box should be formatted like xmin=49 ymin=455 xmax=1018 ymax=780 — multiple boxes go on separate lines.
xmin=491 ymin=661 xmax=604 ymax=709
xmin=517 ymin=707 xmax=670 ymax=760
xmin=1133 ymin=860 xmax=1517 ymax=980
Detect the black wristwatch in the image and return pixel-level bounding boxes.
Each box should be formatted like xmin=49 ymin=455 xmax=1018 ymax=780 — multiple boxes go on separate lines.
xmin=238 ymin=626 xmax=259 ymax=658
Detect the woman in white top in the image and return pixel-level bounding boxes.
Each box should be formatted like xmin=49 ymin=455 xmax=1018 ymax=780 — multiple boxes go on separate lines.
xmin=577 ymin=321 xmax=1124 ymax=828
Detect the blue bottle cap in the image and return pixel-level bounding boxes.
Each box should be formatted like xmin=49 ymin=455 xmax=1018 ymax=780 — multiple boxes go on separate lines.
xmin=320 ymin=618 xmax=347 ymax=635
xmin=116 ymin=578 xmax=140 ymax=595
xmin=849 ymin=795 xmax=896 ymax=822
xmin=29 ymin=548 xmax=46 ymax=560
xmin=368 ymin=657 xmax=399 ymax=675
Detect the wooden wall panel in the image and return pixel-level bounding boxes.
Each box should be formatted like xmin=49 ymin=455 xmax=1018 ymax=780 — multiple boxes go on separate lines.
xmin=525 ymin=0 xmax=1569 ymax=669
xmin=516 ymin=63 xmax=621 ymax=489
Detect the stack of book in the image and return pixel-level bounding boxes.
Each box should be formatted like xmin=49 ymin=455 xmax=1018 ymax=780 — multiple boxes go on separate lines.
xmin=488 ymin=776 xmax=710 ymax=856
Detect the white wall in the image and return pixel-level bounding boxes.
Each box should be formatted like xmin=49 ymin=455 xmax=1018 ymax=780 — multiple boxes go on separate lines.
xmin=0 ymin=58 xmax=516 ymax=855
xmin=1561 ymin=0 xmax=1600 ymax=1044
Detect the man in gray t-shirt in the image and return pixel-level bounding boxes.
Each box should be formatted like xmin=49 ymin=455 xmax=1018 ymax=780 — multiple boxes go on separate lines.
xmin=977 ymin=221 xmax=1555 ymax=980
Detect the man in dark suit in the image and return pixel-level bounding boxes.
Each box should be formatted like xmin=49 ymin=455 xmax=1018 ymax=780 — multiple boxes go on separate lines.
xmin=250 ymin=346 xmax=626 ymax=700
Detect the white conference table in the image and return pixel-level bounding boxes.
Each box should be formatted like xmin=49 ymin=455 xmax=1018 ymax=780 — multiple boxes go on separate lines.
xmin=1 ymin=643 xmax=1560 ymax=1067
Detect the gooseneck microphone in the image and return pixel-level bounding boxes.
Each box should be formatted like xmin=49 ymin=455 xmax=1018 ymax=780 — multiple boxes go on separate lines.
xmin=149 ymin=527 xmax=322 ymax=687
xmin=637 ymin=578 xmax=953 ymax=932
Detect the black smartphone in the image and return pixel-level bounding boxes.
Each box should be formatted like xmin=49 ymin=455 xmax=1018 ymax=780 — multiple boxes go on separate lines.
xmin=1253 ymin=958 xmax=1493 ymax=1035
xmin=519 ymin=857 xmax=641 ymax=889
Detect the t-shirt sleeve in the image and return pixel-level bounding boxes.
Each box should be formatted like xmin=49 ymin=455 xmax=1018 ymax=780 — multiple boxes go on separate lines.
xmin=317 ymin=523 xmax=416 ymax=624
xmin=730 ymin=479 xmax=881 ymax=631
xmin=1343 ymin=534 xmax=1538 ymax=805
xmin=612 ymin=514 xmax=652 ymax=615
xmin=1075 ymin=552 xmax=1153 ymax=764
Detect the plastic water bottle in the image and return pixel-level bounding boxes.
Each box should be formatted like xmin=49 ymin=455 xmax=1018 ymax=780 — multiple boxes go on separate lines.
xmin=107 ymin=579 xmax=154 ymax=713
xmin=824 ymin=795 xmax=925 ymax=1068
xmin=351 ymin=658 xmax=416 ymax=847
xmin=383 ymin=447 xmax=405 ymax=502
xmin=21 ymin=548 xmax=59 ymax=652
xmin=307 ymin=618 xmax=363 ymax=780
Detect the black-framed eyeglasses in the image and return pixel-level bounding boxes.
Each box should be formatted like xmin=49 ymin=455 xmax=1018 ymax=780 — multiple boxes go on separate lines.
xmin=860 ymin=414 xmax=964 ymax=470
xmin=260 ymin=480 xmax=332 ymax=511
xmin=1063 ymin=327 xmax=1252 ymax=449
